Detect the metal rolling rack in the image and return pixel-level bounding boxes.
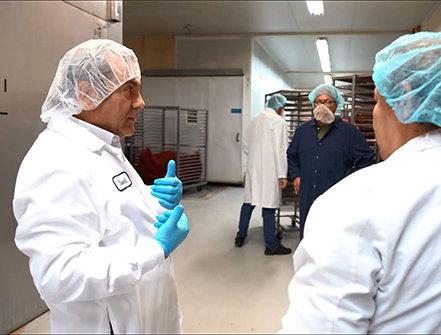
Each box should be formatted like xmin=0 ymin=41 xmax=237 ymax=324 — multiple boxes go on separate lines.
xmin=265 ymin=90 xmax=313 ymax=239
xmin=124 ymin=106 xmax=208 ymax=190
xmin=333 ymin=74 xmax=381 ymax=163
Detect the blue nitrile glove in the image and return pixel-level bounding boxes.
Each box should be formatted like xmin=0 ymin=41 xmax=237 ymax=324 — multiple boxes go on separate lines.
xmin=155 ymin=210 xmax=172 ymax=229
xmin=153 ymin=205 xmax=189 ymax=257
xmin=150 ymin=160 xmax=183 ymax=210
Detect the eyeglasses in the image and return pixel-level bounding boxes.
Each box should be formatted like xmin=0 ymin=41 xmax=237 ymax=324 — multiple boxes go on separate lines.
xmin=314 ymin=99 xmax=335 ymax=107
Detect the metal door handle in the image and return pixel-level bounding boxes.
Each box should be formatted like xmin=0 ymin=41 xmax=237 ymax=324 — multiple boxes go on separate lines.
xmin=236 ymin=133 xmax=239 ymax=142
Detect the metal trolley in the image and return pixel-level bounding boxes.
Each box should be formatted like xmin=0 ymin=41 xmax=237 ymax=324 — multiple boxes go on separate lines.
xmin=265 ymin=90 xmax=313 ymax=239
xmin=124 ymin=106 xmax=208 ymax=190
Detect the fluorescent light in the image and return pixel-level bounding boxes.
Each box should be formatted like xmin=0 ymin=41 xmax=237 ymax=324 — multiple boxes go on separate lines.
xmin=324 ymin=74 xmax=333 ymax=85
xmin=316 ymin=38 xmax=331 ymax=73
xmin=306 ymin=1 xmax=324 ymax=15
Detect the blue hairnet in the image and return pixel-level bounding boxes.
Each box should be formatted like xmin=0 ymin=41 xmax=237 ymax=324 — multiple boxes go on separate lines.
xmin=266 ymin=94 xmax=287 ymax=110
xmin=372 ymin=32 xmax=441 ymax=127
xmin=308 ymin=84 xmax=344 ymax=113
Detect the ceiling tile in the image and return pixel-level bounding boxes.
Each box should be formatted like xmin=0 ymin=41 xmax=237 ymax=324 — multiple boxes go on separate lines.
xmin=352 ymin=1 xmax=436 ymax=31
xmin=257 ymin=36 xmax=317 ymax=72
xmin=345 ymin=33 xmax=405 ymax=70
xmin=123 ymin=1 xmax=301 ymax=37
xmin=288 ymin=1 xmax=358 ymax=32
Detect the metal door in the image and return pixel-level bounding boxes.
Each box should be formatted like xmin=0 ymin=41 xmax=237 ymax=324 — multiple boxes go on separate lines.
xmin=206 ymin=77 xmax=243 ymax=183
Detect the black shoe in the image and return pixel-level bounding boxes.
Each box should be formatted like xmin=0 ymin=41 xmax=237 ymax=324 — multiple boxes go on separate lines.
xmin=264 ymin=244 xmax=292 ymax=255
xmin=235 ymin=236 xmax=245 ymax=248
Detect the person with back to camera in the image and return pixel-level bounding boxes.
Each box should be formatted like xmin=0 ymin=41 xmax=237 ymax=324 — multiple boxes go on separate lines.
xmin=287 ymin=83 xmax=373 ymax=240
xmin=13 ymin=39 xmax=189 ymax=333
xmin=234 ymin=94 xmax=292 ymax=256
xmin=279 ymin=31 xmax=441 ymax=333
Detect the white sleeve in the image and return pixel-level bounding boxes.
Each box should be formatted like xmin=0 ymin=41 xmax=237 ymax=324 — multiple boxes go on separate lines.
xmin=279 ymin=188 xmax=382 ymax=333
xmin=243 ymin=125 xmax=250 ymax=156
xmin=273 ymin=120 xmax=288 ymax=178
xmin=14 ymin=170 xmax=165 ymax=304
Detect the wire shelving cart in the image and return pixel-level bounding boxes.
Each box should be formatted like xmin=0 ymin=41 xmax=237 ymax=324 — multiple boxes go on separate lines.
xmin=124 ymin=106 xmax=208 ymax=190
xmin=333 ymin=74 xmax=381 ymax=163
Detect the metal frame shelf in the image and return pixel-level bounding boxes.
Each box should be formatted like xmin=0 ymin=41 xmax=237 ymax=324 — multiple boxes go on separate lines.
xmin=124 ymin=106 xmax=208 ymax=190
xmin=265 ymin=89 xmax=313 ymax=141
xmin=333 ymin=74 xmax=381 ymax=163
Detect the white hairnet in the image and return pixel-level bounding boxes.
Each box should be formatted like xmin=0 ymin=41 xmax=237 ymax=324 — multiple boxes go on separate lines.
xmin=41 ymin=39 xmax=141 ymax=123
xmin=372 ymin=32 xmax=441 ymax=127
xmin=308 ymin=84 xmax=345 ymax=113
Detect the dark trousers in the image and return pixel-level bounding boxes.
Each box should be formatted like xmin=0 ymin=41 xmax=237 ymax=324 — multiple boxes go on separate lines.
xmin=299 ymin=196 xmax=315 ymax=240
xmin=236 ymin=203 xmax=278 ymax=248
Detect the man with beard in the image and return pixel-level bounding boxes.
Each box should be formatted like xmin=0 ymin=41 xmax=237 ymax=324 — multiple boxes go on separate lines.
xmin=286 ymin=84 xmax=373 ymax=240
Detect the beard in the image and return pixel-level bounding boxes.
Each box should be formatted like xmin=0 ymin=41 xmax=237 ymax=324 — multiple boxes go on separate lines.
xmin=313 ymin=104 xmax=335 ymax=124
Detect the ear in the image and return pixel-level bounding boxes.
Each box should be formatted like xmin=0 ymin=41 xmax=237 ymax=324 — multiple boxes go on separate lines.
xmin=398 ymin=81 xmax=413 ymax=121
xmin=77 ymin=81 xmax=98 ymax=110
xmin=400 ymin=81 xmax=412 ymax=95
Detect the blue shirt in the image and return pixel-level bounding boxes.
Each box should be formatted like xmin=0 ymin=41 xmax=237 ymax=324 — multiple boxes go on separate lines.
xmin=287 ymin=117 xmax=373 ymax=235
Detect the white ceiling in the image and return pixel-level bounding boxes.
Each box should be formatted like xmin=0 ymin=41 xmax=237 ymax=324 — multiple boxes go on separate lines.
xmin=123 ymin=1 xmax=440 ymax=88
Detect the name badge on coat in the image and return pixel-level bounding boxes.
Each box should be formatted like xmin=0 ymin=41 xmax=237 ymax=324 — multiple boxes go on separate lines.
xmin=112 ymin=172 xmax=132 ymax=191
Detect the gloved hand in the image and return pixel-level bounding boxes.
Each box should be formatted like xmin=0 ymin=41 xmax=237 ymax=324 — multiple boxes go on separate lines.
xmin=155 ymin=210 xmax=172 ymax=228
xmin=150 ymin=160 xmax=183 ymax=210
xmin=153 ymin=205 xmax=189 ymax=257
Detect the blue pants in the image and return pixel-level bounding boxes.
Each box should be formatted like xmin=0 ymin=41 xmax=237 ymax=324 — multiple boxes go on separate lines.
xmin=236 ymin=203 xmax=278 ymax=248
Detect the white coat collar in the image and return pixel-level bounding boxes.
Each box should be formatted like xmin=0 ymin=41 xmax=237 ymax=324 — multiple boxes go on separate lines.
xmin=387 ymin=129 xmax=441 ymax=162
xmin=47 ymin=116 xmax=111 ymax=153
xmin=263 ymin=107 xmax=278 ymax=115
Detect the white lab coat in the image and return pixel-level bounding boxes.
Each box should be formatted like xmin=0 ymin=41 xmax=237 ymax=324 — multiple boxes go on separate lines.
xmin=13 ymin=117 xmax=182 ymax=334
xmin=280 ymin=129 xmax=441 ymax=333
xmin=244 ymin=108 xmax=288 ymax=208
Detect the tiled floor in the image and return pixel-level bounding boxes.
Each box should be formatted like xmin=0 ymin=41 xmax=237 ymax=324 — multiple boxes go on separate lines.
xmin=11 ymin=185 xmax=299 ymax=334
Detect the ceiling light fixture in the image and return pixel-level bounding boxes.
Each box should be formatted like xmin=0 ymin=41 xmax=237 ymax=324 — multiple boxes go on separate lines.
xmin=316 ymin=38 xmax=331 ymax=73
xmin=306 ymin=1 xmax=324 ymax=15
xmin=324 ymin=74 xmax=333 ymax=85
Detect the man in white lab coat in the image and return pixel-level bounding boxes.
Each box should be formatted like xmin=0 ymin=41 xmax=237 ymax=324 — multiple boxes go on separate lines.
xmin=13 ymin=39 xmax=189 ymax=333
xmin=280 ymin=32 xmax=441 ymax=333
xmin=235 ymin=94 xmax=291 ymax=255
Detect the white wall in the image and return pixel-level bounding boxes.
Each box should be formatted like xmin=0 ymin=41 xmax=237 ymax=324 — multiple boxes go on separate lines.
xmin=176 ymin=35 xmax=252 ymax=132
xmin=176 ymin=36 xmax=294 ymax=139
xmin=176 ymin=36 xmax=252 ymax=178
xmin=175 ymin=35 xmax=293 ymax=179
xmin=251 ymin=38 xmax=294 ymax=120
